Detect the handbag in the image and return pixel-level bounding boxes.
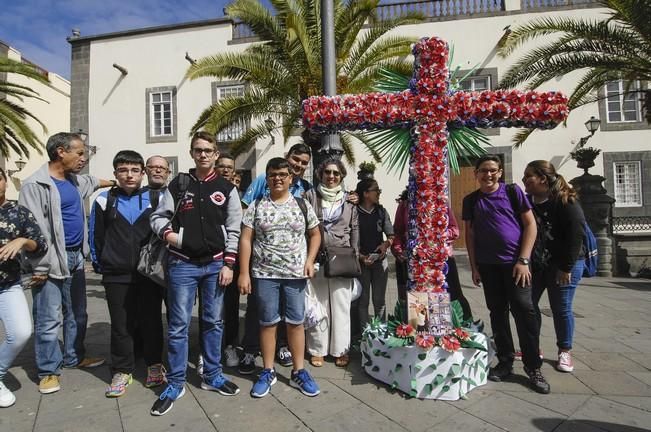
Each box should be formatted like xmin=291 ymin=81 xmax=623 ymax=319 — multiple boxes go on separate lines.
xmin=137 ymin=235 xmax=169 ymax=287
xmin=304 ymin=280 xmax=326 ymax=329
xmin=323 ymin=246 xmax=362 ymax=278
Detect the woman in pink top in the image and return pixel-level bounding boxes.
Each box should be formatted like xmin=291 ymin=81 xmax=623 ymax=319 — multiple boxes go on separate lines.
xmin=391 ymin=192 xmax=472 ymax=320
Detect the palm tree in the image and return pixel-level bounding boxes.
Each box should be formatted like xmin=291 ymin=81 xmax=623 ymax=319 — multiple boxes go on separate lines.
xmin=186 ymin=0 xmax=424 ymax=163
xmin=0 ymin=56 xmax=49 ymax=158
xmin=497 ymin=0 xmax=651 ymax=146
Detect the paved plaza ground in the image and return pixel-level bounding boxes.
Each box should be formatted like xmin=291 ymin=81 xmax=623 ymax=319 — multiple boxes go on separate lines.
xmin=1 ymin=255 xmax=650 ymax=432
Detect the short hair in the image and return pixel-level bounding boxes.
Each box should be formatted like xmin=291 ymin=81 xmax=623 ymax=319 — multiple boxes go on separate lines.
xmin=287 ymin=143 xmax=311 ymax=158
xmin=266 ymin=157 xmax=290 ymax=173
xmin=0 ymin=167 xmax=6 ymax=181
xmin=475 ymin=154 xmax=503 ymax=170
xmin=317 ymin=157 xmax=347 ymax=179
xmin=356 ymin=178 xmax=379 ymax=196
xmin=217 ymin=152 xmax=235 ymax=162
xmin=146 ymin=155 xmax=169 ymax=167
xmin=190 ymin=131 xmax=216 ymax=149
xmin=232 ymin=170 xmax=242 ymax=180
xmin=113 ymin=150 xmax=145 ymax=170
xmin=46 ymin=132 xmax=84 ymax=161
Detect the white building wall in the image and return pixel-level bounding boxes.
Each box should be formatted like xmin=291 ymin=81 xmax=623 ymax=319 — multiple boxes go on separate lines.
xmin=3 ymin=46 xmax=70 ymax=200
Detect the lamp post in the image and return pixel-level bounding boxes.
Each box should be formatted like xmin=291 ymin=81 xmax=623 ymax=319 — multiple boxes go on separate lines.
xmin=7 ymin=159 xmax=26 ymax=177
xmin=577 ymin=115 xmax=601 ymax=148
xmin=264 ymin=116 xmax=276 ymax=146
xmin=320 ymin=0 xmax=343 ymax=159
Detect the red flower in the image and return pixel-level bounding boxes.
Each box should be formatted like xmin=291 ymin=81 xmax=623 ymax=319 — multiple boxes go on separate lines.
xmin=454 ymin=328 xmax=470 ymax=341
xmin=395 ymin=323 xmax=415 ymax=338
xmin=416 ymin=334 xmax=436 ymax=350
xmin=440 ymin=335 xmax=461 ymax=352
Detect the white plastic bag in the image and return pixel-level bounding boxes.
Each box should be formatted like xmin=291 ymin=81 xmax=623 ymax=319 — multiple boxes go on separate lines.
xmin=304 ymin=280 xmax=326 ymax=329
xmin=351 ymin=278 xmax=362 ymax=302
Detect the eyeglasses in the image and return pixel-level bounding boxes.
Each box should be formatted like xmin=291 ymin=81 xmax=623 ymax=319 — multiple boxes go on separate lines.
xmin=115 ymin=168 xmax=143 ymax=175
xmin=367 ymin=188 xmax=382 ymax=193
xmin=477 ymin=168 xmax=500 ymax=175
xmin=324 ymin=169 xmax=341 ymax=177
xmin=146 ymin=165 xmax=168 ymax=172
xmin=267 ymin=172 xmax=291 ymax=179
xmin=192 ymin=148 xmax=216 ymax=156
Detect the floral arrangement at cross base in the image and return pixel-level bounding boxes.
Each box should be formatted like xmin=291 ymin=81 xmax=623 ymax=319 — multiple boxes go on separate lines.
xmin=360 ymin=300 xmax=489 ymax=400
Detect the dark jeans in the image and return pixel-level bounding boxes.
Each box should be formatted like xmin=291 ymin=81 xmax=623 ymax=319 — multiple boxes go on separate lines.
xmin=104 ymin=277 xmax=164 ymax=374
xmin=447 ymin=256 xmax=473 ymax=321
xmin=241 ymin=291 xmax=287 ymax=354
xmin=532 ymin=260 xmax=583 ymax=350
xmin=222 ymin=266 xmax=240 ymax=348
xmin=357 ymin=260 xmax=388 ymax=331
xmin=396 ymin=259 xmax=408 ymax=302
xmin=478 ymin=263 xmax=542 ymax=370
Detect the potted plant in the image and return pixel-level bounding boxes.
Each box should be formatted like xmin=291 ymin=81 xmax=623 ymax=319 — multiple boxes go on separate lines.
xmin=570 ymin=147 xmax=601 ymax=173
xmin=357 ymin=161 xmax=376 ymax=180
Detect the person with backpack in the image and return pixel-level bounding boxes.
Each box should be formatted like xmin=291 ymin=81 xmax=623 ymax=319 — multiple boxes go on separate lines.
xmin=354 ymin=178 xmax=394 ymax=335
xmin=462 ymin=154 xmax=550 ymax=394
xmin=89 ymin=151 xmax=166 ymax=397
xmin=523 ymin=160 xmax=587 ymax=373
xmin=238 ymin=157 xmax=321 ymax=398
xmin=149 ymin=132 xmax=242 ymax=416
xmin=304 ymin=158 xmax=360 ymax=368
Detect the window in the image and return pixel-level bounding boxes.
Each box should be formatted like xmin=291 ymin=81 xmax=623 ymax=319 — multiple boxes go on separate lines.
xmin=606 ymin=81 xmax=641 ymax=123
xmin=614 ymin=161 xmax=643 ymax=207
xmin=212 ymin=83 xmax=246 ymax=142
xmin=146 ymin=86 xmax=177 ymax=143
xmin=459 ymin=76 xmax=490 ymax=91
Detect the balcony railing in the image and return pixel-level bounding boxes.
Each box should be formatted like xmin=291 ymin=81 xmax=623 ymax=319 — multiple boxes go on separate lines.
xmin=612 ymin=216 xmax=651 ymax=234
xmin=374 ymin=0 xmax=505 ymax=21
xmin=521 ymin=0 xmax=598 ymax=11
xmin=232 ymin=22 xmax=256 ymax=41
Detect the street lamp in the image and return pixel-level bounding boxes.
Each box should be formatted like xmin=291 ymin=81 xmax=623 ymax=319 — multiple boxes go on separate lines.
xmin=7 ymin=159 xmax=27 ymax=177
xmin=264 ymin=116 xmax=276 ymax=146
xmin=578 ymin=116 xmax=601 ymax=148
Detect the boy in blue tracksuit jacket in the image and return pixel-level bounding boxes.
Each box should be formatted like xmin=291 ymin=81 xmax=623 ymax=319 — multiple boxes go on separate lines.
xmin=89 ymin=151 xmax=165 ymax=398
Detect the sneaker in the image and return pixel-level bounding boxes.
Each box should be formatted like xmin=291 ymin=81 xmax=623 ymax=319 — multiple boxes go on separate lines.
xmin=238 ymin=353 xmax=257 ymax=375
xmin=224 ymin=345 xmax=239 ymax=368
xmin=290 ymin=369 xmax=320 ymax=397
xmin=524 ymin=366 xmax=551 ymax=394
xmin=150 ymin=384 xmax=185 ymax=416
xmin=201 ymin=374 xmax=240 ymax=396
xmin=146 ymin=363 xmax=167 ymax=388
xmin=105 ymin=373 xmax=133 ymax=398
xmin=197 ymin=354 xmax=204 ymax=378
xmin=277 ymin=346 xmax=293 ymax=367
xmin=250 ymin=368 xmax=277 ymax=398
xmin=488 ymin=362 xmax=513 ymax=382
xmin=514 ymin=349 xmax=543 ymax=361
xmin=39 ymin=375 xmax=61 ymax=394
xmin=556 ymin=351 xmax=574 ymax=373
xmin=0 ymin=381 xmax=16 ymax=408
xmin=76 ymin=357 xmax=105 ymax=368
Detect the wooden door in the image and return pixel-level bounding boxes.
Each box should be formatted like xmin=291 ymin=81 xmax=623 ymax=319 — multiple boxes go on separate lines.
xmin=449 ymin=165 xmax=477 ymax=250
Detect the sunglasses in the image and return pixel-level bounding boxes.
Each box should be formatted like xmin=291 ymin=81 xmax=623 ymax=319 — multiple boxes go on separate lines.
xmin=323 ymin=169 xmax=341 ymax=177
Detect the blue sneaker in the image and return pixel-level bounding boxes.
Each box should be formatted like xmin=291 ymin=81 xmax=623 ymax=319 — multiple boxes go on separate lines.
xmin=250 ymin=368 xmax=277 ymax=398
xmin=201 ymin=374 xmax=240 ymax=396
xmin=290 ymin=369 xmax=320 ymax=397
xmin=150 ymin=384 xmax=185 ymax=416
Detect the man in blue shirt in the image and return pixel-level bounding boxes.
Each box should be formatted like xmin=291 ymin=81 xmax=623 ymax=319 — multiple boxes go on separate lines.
xmin=238 ymin=144 xmax=312 ymax=374
xmin=19 ymin=132 xmax=114 ymax=395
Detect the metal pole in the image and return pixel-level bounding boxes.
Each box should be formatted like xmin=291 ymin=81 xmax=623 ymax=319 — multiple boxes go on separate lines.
xmin=320 ymin=0 xmax=343 ymax=158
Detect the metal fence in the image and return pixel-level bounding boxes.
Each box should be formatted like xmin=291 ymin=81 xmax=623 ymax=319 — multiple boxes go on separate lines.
xmin=612 ymin=216 xmax=651 ymax=234
xmin=373 ymin=0 xmax=505 ymax=21
xmin=521 ymin=0 xmax=599 ymax=11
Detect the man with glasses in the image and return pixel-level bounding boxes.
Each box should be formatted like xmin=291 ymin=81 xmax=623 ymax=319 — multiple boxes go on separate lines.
xmin=19 ymin=132 xmax=113 ymax=394
xmin=89 ymin=151 xmax=166 ymax=397
xmin=150 ymin=132 xmax=242 ymax=416
xmin=145 ymin=156 xmax=171 ymax=192
xmin=215 ymin=153 xmax=236 ymax=182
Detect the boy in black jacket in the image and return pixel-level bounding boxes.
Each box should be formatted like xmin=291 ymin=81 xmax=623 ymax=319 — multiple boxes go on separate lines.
xmin=90 ymin=150 xmax=165 ymax=398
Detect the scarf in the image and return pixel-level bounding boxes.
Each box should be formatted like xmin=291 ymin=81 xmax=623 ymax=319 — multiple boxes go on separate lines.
xmin=317 ymin=183 xmax=344 ymax=209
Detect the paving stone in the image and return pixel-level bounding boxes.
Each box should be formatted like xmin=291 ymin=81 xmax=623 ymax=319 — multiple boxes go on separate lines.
xmin=572 ymin=338 xmax=640 ymax=353
xmin=310 ymin=403 xmax=408 ymax=432
xmin=566 ymin=396 xmax=651 ymax=431
xmin=600 ymin=396 xmax=651 ymax=413
xmin=573 ymin=371 xmax=651 ymax=396
xmin=627 ymin=372 xmax=651 ymax=387
xmin=503 ymin=391 xmax=591 ymax=416
xmin=464 ymin=392 xmax=564 ymax=432
xmin=571 ymin=352 xmax=649 ymax=372
xmin=424 ymin=410 xmax=506 ymax=431
xmin=621 ymin=337 xmax=651 ymax=354
xmin=621 ymin=353 xmax=651 ymax=371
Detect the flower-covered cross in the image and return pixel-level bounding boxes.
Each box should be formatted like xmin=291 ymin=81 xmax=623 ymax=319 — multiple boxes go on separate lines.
xmin=303 ymin=37 xmax=568 ymax=334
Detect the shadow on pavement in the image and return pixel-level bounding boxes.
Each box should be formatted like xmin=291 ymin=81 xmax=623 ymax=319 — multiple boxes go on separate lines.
xmin=532 ymin=418 xmax=651 ymax=432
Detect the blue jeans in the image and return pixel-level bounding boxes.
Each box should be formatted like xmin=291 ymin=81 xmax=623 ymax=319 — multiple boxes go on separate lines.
xmin=532 ymin=259 xmax=584 ymax=350
xmin=62 ymin=250 xmax=88 ymax=366
xmin=0 ymin=283 xmax=33 ymax=381
xmin=166 ymin=257 xmax=224 ymax=387
xmin=254 ymin=278 xmax=306 ymax=326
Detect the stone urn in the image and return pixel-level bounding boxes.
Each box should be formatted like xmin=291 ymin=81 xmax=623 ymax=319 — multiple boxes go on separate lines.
xmin=570 ymin=147 xmax=601 ymax=174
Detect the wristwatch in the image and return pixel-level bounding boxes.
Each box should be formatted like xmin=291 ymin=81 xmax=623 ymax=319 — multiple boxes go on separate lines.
xmin=518 ymin=257 xmax=530 ymax=265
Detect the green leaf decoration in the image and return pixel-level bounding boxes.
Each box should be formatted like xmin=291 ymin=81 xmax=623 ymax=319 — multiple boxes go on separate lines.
xmin=450 ymin=300 xmax=464 ymax=329
xmin=395 ymin=363 xmax=403 ymax=372
xmin=433 ymin=374 xmax=445 ymax=387
xmin=451 ymin=377 xmax=461 ymax=384
xmin=418 ymin=353 xmax=427 ymax=361
xmin=414 ymin=364 xmax=423 ymax=372
xmin=391 ymin=381 xmax=399 ymax=389
xmin=410 ymin=389 xmax=418 ymax=398
xmin=442 ymin=385 xmax=450 ymax=392
xmin=438 ymin=358 xmax=447 ymax=364
xmin=480 ymin=371 xmax=486 ymax=381
xmin=411 ymin=379 xmax=417 ymax=390
xmin=372 ymin=366 xmax=380 ymax=372
xmin=476 ymin=360 xmax=486 ymax=370
xmin=381 ymin=351 xmax=392 ymax=358
xmin=462 ymin=340 xmax=488 ymax=352
xmin=450 ymin=364 xmax=462 ymax=376
xmin=427 ymin=363 xmax=437 ymax=371
xmin=425 ymin=383 xmax=433 ymax=395
xmin=466 ymin=377 xmax=477 ymax=387
xmin=386 ymin=335 xmax=408 ymax=348
xmin=373 ymin=349 xmax=382 ymax=356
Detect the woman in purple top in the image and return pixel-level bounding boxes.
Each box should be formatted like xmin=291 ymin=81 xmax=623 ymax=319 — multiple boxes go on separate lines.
xmin=462 ymin=155 xmax=549 ymax=394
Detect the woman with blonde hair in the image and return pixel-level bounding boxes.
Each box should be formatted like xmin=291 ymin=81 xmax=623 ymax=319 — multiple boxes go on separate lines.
xmin=523 ymin=160 xmax=586 ymax=373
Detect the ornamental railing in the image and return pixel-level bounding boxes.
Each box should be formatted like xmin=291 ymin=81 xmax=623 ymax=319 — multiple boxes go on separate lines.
xmin=373 ymin=0 xmax=505 ymax=21
xmin=612 ymin=216 xmax=651 ymax=234
xmin=521 ymin=0 xmax=599 ymax=11
xmin=232 ymin=22 xmax=256 ymax=41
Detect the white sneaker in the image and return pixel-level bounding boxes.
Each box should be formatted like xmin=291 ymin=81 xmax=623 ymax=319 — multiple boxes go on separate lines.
xmin=197 ymin=354 xmax=204 ymax=378
xmin=557 ymin=351 xmax=574 ymax=372
xmin=0 ymin=381 xmax=16 ymax=408
xmin=223 ymin=345 xmax=239 ymax=367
